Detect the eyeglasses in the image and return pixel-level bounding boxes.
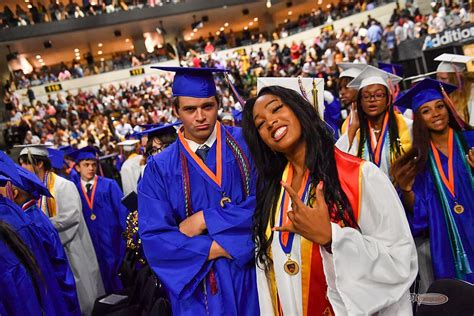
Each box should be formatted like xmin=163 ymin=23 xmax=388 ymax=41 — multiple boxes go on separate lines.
xmin=362 ymin=93 xmax=386 ymax=101
xmin=147 ymin=146 xmax=164 ymax=156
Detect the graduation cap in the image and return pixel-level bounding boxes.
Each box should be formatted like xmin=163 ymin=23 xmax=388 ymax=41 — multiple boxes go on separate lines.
xmin=117 ymin=139 xmax=140 ymax=152
xmin=14 ymin=165 xmax=51 ymax=199
xmin=132 ymin=122 xmax=180 ymax=139
xmin=378 ymin=62 xmax=403 ymax=77
xmin=69 ymin=146 xmax=98 ymax=163
xmin=435 ymin=54 xmax=473 ymax=73
xmin=393 ymin=78 xmax=457 ymax=112
xmin=337 ymin=62 xmax=367 ymax=79
xmin=403 ymin=71 xmax=436 ymax=85
xmin=0 ymin=151 xmax=23 ymax=187
xmin=47 ymin=148 xmax=65 ymax=170
xmin=15 ymin=144 xmax=51 ymax=157
xmin=151 ymin=66 xmax=228 ymax=98
xmin=58 ymin=145 xmax=76 ymax=156
xmin=347 ymin=65 xmax=402 ymax=90
xmin=99 ymin=153 xmax=118 ymax=161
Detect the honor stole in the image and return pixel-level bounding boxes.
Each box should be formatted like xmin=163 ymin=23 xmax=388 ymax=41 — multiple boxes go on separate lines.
xmin=265 ymin=148 xmax=364 ymax=316
xmin=38 ymin=171 xmax=57 ymax=217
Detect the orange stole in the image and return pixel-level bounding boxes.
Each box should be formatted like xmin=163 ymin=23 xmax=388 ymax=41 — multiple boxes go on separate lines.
xmin=301 ymin=148 xmax=363 ymax=316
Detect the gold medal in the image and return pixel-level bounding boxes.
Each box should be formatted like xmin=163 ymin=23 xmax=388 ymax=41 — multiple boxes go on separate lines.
xmin=284 ymin=255 xmax=299 ymax=275
xmin=90 ymin=214 xmax=97 ymax=220
xmin=454 ymin=204 xmax=464 ymax=214
xmin=220 ymin=196 xmax=232 ymax=208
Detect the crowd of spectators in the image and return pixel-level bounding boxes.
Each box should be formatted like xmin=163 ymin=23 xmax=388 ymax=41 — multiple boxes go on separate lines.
xmin=3 ymin=0 xmax=472 ymax=149
xmin=0 ymin=0 xmax=181 ymax=29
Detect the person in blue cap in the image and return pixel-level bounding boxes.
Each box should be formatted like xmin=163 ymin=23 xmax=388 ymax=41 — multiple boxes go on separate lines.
xmin=16 ymin=144 xmax=104 ymax=315
xmin=70 ymin=146 xmax=129 ymax=294
xmin=138 ymin=67 xmax=259 ymax=315
xmin=0 ymin=150 xmax=69 ymax=316
xmin=59 ymin=145 xmax=81 ymax=182
xmin=392 ymin=78 xmax=474 ymax=291
xmin=8 ymin=164 xmax=81 ymax=315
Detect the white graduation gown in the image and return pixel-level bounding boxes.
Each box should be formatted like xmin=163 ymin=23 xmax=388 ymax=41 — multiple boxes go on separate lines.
xmin=120 ymin=154 xmax=143 ymax=195
xmin=49 ymin=174 xmax=105 ymax=315
xmin=256 ymin=162 xmax=418 ymax=316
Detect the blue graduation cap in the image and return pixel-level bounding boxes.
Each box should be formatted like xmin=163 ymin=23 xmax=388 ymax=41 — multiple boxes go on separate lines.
xmin=393 ymin=78 xmax=457 ymax=112
xmin=15 ymin=165 xmax=52 ymax=199
xmin=48 ymin=148 xmax=65 ymax=170
xmin=378 ymin=62 xmax=403 ymax=77
xmin=0 ymin=151 xmax=23 ymax=187
xmin=133 ymin=122 xmax=180 ymax=139
xmin=58 ymin=145 xmax=76 ymax=156
xmin=151 ymin=66 xmax=228 ymax=98
xmin=69 ymin=146 xmax=98 ymax=163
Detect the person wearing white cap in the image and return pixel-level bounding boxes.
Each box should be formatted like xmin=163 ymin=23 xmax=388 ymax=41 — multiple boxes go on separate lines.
xmin=16 ymin=144 xmax=105 ymax=315
xmin=336 ymin=65 xmax=413 ymax=178
xmin=435 ymin=53 xmax=474 ymax=125
xmin=337 ymin=62 xmax=368 ymax=127
xmin=117 ymin=139 xmax=143 ymax=196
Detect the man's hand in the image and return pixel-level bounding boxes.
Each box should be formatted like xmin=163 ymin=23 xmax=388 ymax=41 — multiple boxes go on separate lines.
xmin=208 ymin=241 xmax=232 ymax=260
xmin=179 ymin=211 xmax=207 ymax=237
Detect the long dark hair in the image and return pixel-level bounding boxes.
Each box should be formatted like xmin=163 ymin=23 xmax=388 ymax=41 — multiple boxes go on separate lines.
xmin=242 ymin=86 xmax=359 ymax=270
xmin=356 ymin=86 xmax=403 ymax=162
xmin=0 ymin=221 xmax=44 ymax=306
xmin=392 ymin=102 xmax=469 ymax=180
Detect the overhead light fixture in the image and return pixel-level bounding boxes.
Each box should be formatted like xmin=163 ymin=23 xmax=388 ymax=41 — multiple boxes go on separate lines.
xmin=27 ymin=4 xmax=32 ymax=8
xmin=266 ymin=0 xmax=271 ymax=8
xmin=224 ymin=22 xmax=229 ymax=27
xmin=74 ymin=48 xmax=79 ymax=52
xmin=75 ymin=56 xmax=80 ymax=60
xmin=39 ymin=59 xmax=43 ymax=63
xmin=36 ymin=55 xmax=41 ymax=59
xmin=216 ymin=31 xmax=220 ymax=35
xmin=249 ymin=22 xmax=254 ymax=26
xmin=244 ymin=26 xmax=248 ymax=30
xmin=288 ymin=11 xmax=292 ymax=15
xmin=186 ymin=36 xmax=191 ymax=41
xmin=100 ymin=58 xmax=104 ymax=62
xmin=220 ymin=27 xmax=224 ymax=31
xmin=131 ymin=45 xmax=134 ymax=49
xmin=98 ymin=43 xmax=103 ymax=47
xmin=125 ymin=38 xmax=130 ymax=42
xmin=41 ymin=62 xmax=45 ymax=66
xmin=318 ymin=0 xmax=323 ymax=4
xmin=193 ymin=28 xmax=198 ymax=33
xmin=98 ymin=51 xmax=103 ymax=55
xmin=191 ymin=32 xmax=194 ymax=36
xmin=254 ymin=17 xmax=258 ymax=22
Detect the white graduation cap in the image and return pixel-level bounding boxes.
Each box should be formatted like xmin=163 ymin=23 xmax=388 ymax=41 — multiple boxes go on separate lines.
xmin=117 ymin=139 xmax=140 ymax=152
xmin=15 ymin=144 xmax=52 ymax=157
xmin=256 ymin=77 xmax=325 ymax=118
xmin=435 ymin=54 xmax=473 ymax=73
xmin=347 ymin=65 xmax=402 ymax=91
xmin=337 ymin=62 xmax=368 ymax=79
xmin=403 ymin=71 xmax=436 ymax=84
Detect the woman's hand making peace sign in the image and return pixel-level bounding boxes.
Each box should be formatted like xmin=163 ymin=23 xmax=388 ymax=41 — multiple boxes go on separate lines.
xmin=273 ymin=181 xmax=332 ymax=246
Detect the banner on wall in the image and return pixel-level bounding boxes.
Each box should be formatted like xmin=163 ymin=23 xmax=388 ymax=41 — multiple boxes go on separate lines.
xmin=423 ymin=23 xmax=474 ymax=51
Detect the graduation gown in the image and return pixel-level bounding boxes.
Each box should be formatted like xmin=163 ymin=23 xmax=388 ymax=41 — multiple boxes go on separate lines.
xmin=24 ymin=202 xmax=80 ymax=316
xmin=42 ymin=172 xmax=104 ymax=315
xmin=256 ymin=150 xmax=418 ymax=316
xmin=120 ymin=154 xmax=143 ymax=195
xmin=138 ymin=124 xmax=259 ymax=315
xmin=0 ymin=196 xmax=69 ymax=316
xmin=74 ymin=176 xmax=128 ymax=294
xmin=336 ymin=112 xmax=412 ymax=177
xmin=410 ymin=131 xmax=474 ymax=284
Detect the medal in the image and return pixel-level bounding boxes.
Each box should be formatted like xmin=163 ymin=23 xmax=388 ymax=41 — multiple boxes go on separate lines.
xmin=284 ymin=255 xmax=300 ymax=275
xmin=90 ymin=214 xmax=97 ymax=220
xmin=220 ymin=195 xmax=232 ymax=207
xmin=454 ymin=204 xmax=464 ymax=214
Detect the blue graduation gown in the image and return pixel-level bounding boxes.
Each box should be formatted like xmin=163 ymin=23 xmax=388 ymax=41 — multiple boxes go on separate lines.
xmin=0 ymin=196 xmax=69 ymax=315
xmin=410 ymin=131 xmax=474 ymax=282
xmin=324 ymin=94 xmax=341 ymax=139
xmin=138 ymin=126 xmax=259 ymax=315
xmin=24 ymin=203 xmax=80 ymax=315
xmin=74 ymin=176 xmax=128 ymax=294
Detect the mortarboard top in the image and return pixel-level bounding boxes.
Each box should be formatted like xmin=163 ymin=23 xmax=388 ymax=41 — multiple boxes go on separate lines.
xmin=403 ymin=71 xmax=436 ymax=84
xmin=133 ymin=122 xmax=180 ymax=139
xmin=58 ymin=145 xmax=76 ymax=156
xmin=99 ymin=153 xmax=118 ymax=161
xmin=0 ymin=151 xmax=23 ymax=187
xmin=15 ymin=144 xmax=51 ymax=157
xmin=337 ymin=63 xmax=368 ymax=79
xmin=151 ymin=66 xmax=228 ymax=98
xmin=117 ymin=139 xmax=140 ymax=152
xmin=378 ymin=62 xmax=403 ymax=77
xmin=347 ymin=65 xmax=402 ymax=91
xmin=435 ymin=54 xmax=473 ymax=73
xmin=15 ymin=165 xmax=52 ymax=199
xmin=221 ymin=112 xmax=234 ymax=121
xmin=393 ymin=78 xmax=457 ymax=112
xmin=47 ymin=148 xmax=65 ymax=170
xmin=69 ymin=146 xmax=98 ymax=163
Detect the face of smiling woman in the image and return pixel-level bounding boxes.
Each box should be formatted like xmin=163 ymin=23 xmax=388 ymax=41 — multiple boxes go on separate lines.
xmin=252 ymin=93 xmax=304 ymax=155
xmin=418 ymin=98 xmax=450 ymax=133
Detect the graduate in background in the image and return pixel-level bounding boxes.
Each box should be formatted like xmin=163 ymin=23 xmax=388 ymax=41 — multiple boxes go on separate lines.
xmin=10 ymin=165 xmax=81 ymax=315
xmin=337 ymin=62 xmax=367 ymax=128
xmin=242 ymin=85 xmax=417 ymax=315
xmin=0 ymin=150 xmax=69 ymax=316
xmin=17 ymin=144 xmax=104 ymax=315
xmin=336 ymin=65 xmax=413 ymax=178
xmin=138 ymin=67 xmax=259 ymax=315
xmin=70 ymin=146 xmax=128 ymax=294
xmin=392 ymin=78 xmax=474 ymax=291
xmin=118 ymin=139 xmax=143 ymax=195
